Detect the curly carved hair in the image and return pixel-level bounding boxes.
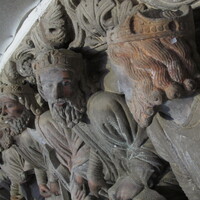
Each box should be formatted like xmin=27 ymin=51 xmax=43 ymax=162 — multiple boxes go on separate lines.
xmin=108 ymin=35 xmax=200 ymax=127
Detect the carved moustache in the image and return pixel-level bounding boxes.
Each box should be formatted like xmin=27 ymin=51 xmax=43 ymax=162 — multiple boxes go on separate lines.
xmin=50 ymin=98 xmax=86 ymax=128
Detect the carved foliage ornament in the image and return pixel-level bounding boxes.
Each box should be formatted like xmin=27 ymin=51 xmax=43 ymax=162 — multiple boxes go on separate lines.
xmin=74 ymin=0 xmax=144 ymax=52
xmin=31 ymin=0 xmax=70 ymax=50
xmin=13 ymin=37 xmax=36 ymax=85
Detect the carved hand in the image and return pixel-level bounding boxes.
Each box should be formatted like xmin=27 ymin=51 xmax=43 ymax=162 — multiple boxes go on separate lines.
xmin=108 ymin=176 xmax=143 ymax=200
xmin=71 ymin=174 xmax=87 ymax=200
xmin=88 ymin=178 xmax=108 ymax=198
xmin=10 ymin=196 xmax=25 ymax=200
xmin=50 ymin=181 xmax=61 ymax=196
xmin=39 ymin=184 xmax=51 ymax=198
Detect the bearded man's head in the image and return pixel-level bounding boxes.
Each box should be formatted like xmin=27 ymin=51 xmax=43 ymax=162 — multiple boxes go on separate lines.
xmin=108 ymin=5 xmax=200 ymax=127
xmin=0 ymin=79 xmax=42 ymax=134
xmin=33 ymin=49 xmax=87 ymax=128
xmin=0 ymin=95 xmax=33 ymax=134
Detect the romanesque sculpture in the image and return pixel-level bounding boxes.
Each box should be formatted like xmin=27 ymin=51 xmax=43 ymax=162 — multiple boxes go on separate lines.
xmin=139 ymin=0 xmax=200 ymax=10
xmin=0 ymin=72 xmax=61 ymax=200
xmin=33 ymin=49 xmax=91 ymax=200
xmin=0 ymin=122 xmax=43 ymax=200
xmin=108 ymin=4 xmax=200 ymax=200
xmin=107 ymin=5 xmax=200 ymax=127
xmin=33 ymin=48 xmax=188 ymax=200
xmin=1 ymin=0 xmax=200 ymax=200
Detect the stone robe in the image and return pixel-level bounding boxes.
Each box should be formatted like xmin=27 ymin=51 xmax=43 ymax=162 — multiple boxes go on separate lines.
xmin=0 ymin=169 xmax=10 ymax=200
xmin=147 ymin=93 xmax=200 ymax=200
xmin=1 ymin=146 xmax=25 ymax=198
xmin=73 ymin=91 xmax=186 ymax=199
xmin=35 ymin=111 xmax=89 ymax=197
xmin=13 ymin=129 xmax=62 ymax=200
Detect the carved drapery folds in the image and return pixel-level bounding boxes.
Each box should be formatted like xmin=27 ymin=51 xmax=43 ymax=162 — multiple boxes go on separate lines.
xmin=0 ymin=0 xmax=200 ymax=200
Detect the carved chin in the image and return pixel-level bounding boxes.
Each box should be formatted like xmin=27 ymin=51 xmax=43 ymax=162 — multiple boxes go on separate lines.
xmin=126 ymin=100 xmax=155 ymax=128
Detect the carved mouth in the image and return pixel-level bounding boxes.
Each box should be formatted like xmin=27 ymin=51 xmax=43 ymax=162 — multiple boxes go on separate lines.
xmin=54 ymin=99 xmax=66 ymax=107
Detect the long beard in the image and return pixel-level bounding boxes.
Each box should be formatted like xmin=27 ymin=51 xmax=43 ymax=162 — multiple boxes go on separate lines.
xmin=49 ymin=91 xmax=86 ymax=128
xmin=0 ymin=132 xmax=13 ymax=150
xmin=6 ymin=109 xmax=32 ymax=135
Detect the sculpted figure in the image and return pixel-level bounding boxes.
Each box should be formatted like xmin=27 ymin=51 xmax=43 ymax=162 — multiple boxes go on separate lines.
xmin=108 ymin=5 xmax=200 ymax=200
xmin=0 ymin=123 xmax=39 ymax=200
xmin=33 ymin=49 xmax=186 ymax=200
xmin=33 ymin=49 xmax=91 ymax=200
xmin=0 ymin=77 xmax=61 ymax=200
xmin=108 ymin=5 xmax=200 ymax=127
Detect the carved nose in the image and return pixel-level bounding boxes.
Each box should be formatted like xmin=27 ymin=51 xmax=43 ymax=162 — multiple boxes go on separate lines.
xmin=1 ymin=106 xmax=8 ymax=117
xmin=52 ymin=85 xmax=62 ymax=100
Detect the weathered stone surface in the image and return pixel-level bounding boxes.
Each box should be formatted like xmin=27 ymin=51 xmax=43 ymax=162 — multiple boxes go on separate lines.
xmin=139 ymin=0 xmax=200 ymax=9
xmin=1 ymin=0 xmax=200 ymax=200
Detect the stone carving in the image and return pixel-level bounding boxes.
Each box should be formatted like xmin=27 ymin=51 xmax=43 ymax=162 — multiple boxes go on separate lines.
xmin=1 ymin=0 xmax=200 ymax=200
xmin=75 ymin=0 xmax=115 ymax=52
xmin=0 ymin=168 xmax=10 ymax=200
xmin=31 ymin=0 xmax=72 ymax=50
xmin=108 ymin=4 xmax=200 ymax=200
xmin=63 ymin=0 xmax=85 ymax=48
xmin=0 ymin=75 xmax=42 ymax=123
xmin=0 ymin=111 xmax=43 ymax=199
xmin=108 ymin=5 xmax=200 ymax=127
xmin=0 ymin=70 xmax=62 ymax=199
xmin=33 ymin=48 xmax=188 ymax=200
xmin=13 ymin=37 xmax=36 ymax=85
xmin=33 ymin=49 xmax=91 ymax=200
xmin=70 ymin=0 xmax=143 ymax=53
xmin=1 ymin=61 xmax=23 ymax=85
xmin=139 ymin=0 xmax=200 ymax=9
xmin=0 ymin=123 xmax=13 ymax=151
xmin=1 ymin=145 xmax=29 ymax=200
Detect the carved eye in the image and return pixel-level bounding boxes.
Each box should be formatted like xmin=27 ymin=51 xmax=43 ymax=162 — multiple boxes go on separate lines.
xmin=43 ymin=83 xmax=53 ymax=89
xmin=62 ymin=80 xmax=71 ymax=86
xmin=6 ymin=103 xmax=15 ymax=108
xmin=49 ymin=28 xmax=56 ymax=33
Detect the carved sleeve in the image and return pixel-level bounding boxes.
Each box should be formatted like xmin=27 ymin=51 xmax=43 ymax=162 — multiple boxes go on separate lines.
xmin=34 ymin=168 xmax=47 ymax=186
xmin=1 ymin=147 xmax=24 ymax=197
xmin=87 ymin=150 xmax=104 ymax=183
xmin=128 ymin=137 xmax=168 ymax=187
xmin=87 ymin=91 xmax=167 ymax=187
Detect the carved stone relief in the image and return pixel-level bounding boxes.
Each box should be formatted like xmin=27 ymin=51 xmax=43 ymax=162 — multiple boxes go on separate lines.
xmin=0 ymin=0 xmax=200 ymax=200
xmin=107 ymin=5 xmax=200 ymax=127
xmin=139 ymin=0 xmax=199 ymax=9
